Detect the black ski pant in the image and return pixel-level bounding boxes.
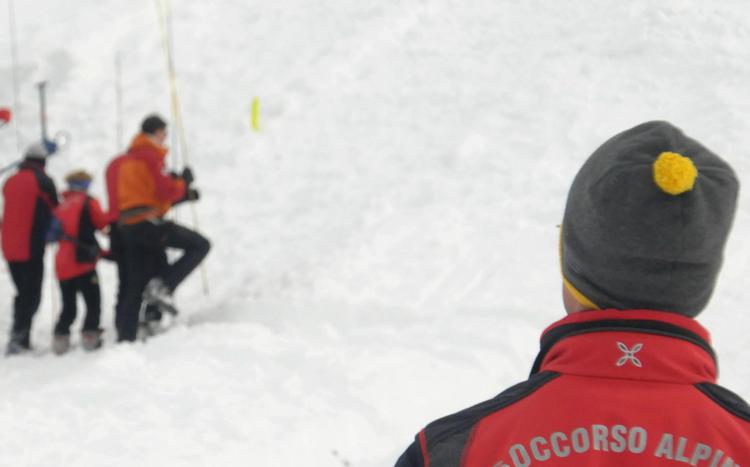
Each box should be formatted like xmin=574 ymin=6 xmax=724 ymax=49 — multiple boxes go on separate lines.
xmin=116 ymin=220 xmax=167 ymax=342
xmin=116 ymin=219 xmax=209 ymax=342
xmin=54 ymin=270 xmax=101 ymax=336
xmin=110 ymin=224 xmax=161 ymax=326
xmin=109 ymin=223 xmax=126 ymax=322
xmin=159 ymin=221 xmax=211 ymax=292
xmin=8 ymin=257 xmax=45 ymax=345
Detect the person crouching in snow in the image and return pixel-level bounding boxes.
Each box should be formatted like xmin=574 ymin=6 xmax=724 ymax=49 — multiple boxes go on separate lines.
xmin=48 ymin=170 xmax=109 ymax=354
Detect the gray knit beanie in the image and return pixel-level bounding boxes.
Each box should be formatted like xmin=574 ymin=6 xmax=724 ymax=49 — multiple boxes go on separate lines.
xmin=561 ymin=121 xmax=739 ymax=317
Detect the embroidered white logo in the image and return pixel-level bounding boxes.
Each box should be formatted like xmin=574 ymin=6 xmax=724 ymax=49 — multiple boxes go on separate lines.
xmin=616 ymin=342 xmax=643 ymax=367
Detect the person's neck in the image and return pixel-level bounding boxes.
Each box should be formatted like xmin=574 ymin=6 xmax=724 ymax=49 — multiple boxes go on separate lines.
xmin=146 ymin=133 xmax=165 ymax=148
xmin=22 ymin=158 xmax=45 ymax=169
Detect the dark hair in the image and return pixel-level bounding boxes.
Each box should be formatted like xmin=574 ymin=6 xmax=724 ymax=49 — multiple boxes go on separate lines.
xmin=141 ymin=114 xmax=167 ymax=135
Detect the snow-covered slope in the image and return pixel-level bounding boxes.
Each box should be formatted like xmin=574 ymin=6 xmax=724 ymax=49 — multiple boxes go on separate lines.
xmin=1 ymin=1 xmax=750 ymax=465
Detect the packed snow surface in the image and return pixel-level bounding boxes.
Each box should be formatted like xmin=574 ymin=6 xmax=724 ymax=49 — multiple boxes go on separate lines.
xmin=1 ymin=1 xmax=750 ymax=465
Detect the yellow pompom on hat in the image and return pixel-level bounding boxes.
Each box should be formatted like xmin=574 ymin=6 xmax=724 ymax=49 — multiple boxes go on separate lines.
xmin=653 ymin=151 xmax=698 ymax=195
xmin=561 ymin=121 xmax=739 ymax=317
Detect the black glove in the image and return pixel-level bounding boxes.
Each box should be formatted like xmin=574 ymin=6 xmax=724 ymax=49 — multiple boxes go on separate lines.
xmin=181 ymin=167 xmax=195 ymax=185
xmin=186 ymin=188 xmax=200 ymax=201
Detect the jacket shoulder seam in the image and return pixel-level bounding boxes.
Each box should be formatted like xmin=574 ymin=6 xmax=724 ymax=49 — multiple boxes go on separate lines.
xmin=424 ymin=371 xmax=560 ymax=447
xmin=694 ymin=382 xmax=750 ymax=423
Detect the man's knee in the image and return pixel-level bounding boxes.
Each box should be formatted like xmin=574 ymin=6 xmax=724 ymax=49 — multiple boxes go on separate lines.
xmin=197 ymin=235 xmax=211 ymax=256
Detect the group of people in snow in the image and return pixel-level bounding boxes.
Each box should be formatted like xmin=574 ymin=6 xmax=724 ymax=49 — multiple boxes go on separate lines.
xmin=1 ymin=114 xmax=210 ymax=356
xmin=396 ymin=122 xmax=750 ymax=465
xmin=3 ymin=112 xmax=749 ymax=462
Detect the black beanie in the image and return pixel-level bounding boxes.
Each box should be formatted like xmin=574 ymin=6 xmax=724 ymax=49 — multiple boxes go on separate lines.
xmin=141 ymin=114 xmax=167 ymax=135
xmin=561 ymin=121 xmax=739 ymax=317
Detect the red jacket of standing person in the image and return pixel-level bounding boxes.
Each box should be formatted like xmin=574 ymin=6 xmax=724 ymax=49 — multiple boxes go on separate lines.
xmin=104 ymin=153 xmax=128 ymax=223
xmin=1 ymin=154 xmax=58 ymax=262
xmin=52 ymin=172 xmax=109 ymax=281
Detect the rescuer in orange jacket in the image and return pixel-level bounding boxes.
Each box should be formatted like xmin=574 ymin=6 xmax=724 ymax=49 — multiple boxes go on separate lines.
xmin=117 ymin=126 xmax=187 ymax=225
xmin=395 ymin=122 xmax=750 ymax=466
xmin=104 ymin=124 xmax=164 ymax=339
xmin=2 ymin=142 xmax=58 ymax=355
xmin=48 ymin=170 xmax=109 ymax=354
xmin=114 ymin=115 xmax=209 ymax=342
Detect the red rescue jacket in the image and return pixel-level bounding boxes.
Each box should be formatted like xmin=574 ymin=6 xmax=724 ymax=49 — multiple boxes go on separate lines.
xmin=397 ymin=310 xmax=750 ymax=466
xmin=104 ymin=153 xmax=128 ymax=223
xmin=1 ymin=160 xmax=58 ymax=262
xmin=53 ymin=190 xmax=109 ymax=281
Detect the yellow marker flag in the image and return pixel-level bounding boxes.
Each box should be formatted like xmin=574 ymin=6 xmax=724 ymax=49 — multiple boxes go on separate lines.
xmin=251 ymin=97 xmax=260 ymax=131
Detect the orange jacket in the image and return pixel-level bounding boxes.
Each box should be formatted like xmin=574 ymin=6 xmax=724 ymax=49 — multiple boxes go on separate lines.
xmin=116 ymin=133 xmax=186 ymax=224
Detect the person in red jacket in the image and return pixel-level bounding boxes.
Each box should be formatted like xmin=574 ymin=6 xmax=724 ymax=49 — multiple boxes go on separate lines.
xmin=2 ymin=142 xmax=58 ymax=355
xmin=115 ymin=114 xmax=209 ymax=342
xmin=396 ymin=122 xmax=750 ymax=466
xmin=48 ymin=170 xmax=109 ymax=354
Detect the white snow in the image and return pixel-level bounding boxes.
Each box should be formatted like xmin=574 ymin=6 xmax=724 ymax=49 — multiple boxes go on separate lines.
xmin=1 ymin=1 xmax=750 ymax=466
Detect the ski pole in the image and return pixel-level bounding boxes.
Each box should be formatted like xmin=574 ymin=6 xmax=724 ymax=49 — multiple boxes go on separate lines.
xmin=37 ymin=81 xmax=48 ymax=141
xmin=0 ymin=160 xmax=20 ymax=177
xmin=34 ymin=82 xmax=71 ymax=153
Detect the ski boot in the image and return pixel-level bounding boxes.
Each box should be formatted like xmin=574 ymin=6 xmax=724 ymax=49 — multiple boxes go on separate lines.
xmin=143 ymin=278 xmax=178 ymax=316
xmin=81 ymin=329 xmax=104 ymax=351
xmin=5 ymin=331 xmax=31 ymax=356
xmin=52 ymin=334 xmax=71 ymax=355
